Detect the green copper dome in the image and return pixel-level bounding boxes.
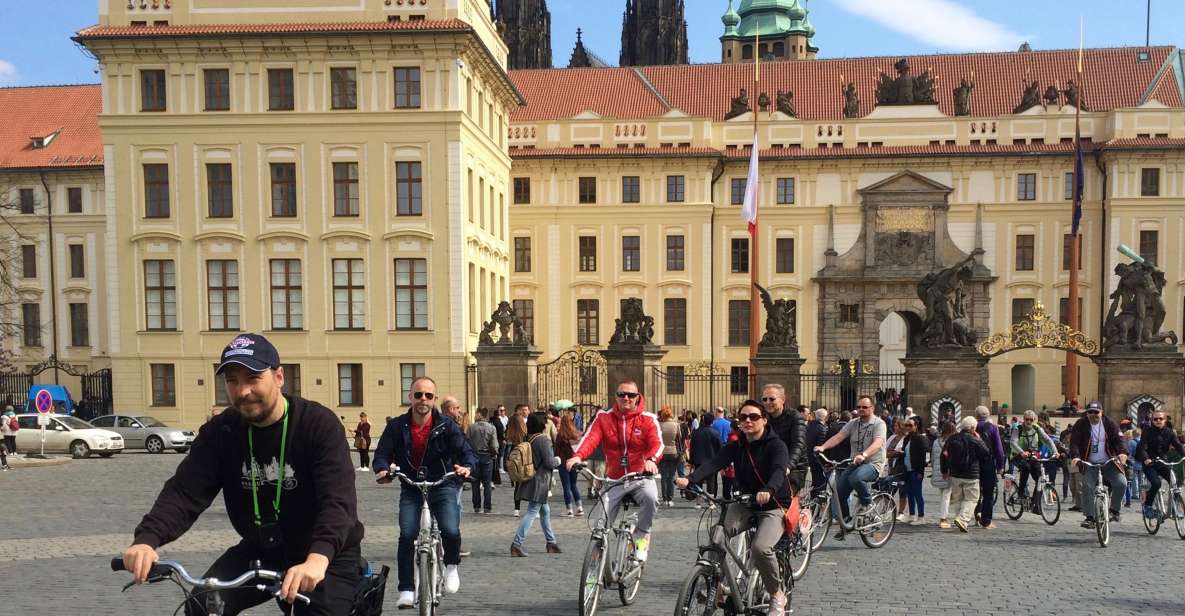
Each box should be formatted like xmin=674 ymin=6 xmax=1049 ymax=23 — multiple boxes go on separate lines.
xmin=734 ymin=0 xmax=815 ymax=39
xmin=721 ymin=0 xmax=741 ymax=38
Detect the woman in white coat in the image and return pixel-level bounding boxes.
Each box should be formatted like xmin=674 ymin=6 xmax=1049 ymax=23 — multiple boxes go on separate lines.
xmin=931 ymin=420 xmax=956 ymax=528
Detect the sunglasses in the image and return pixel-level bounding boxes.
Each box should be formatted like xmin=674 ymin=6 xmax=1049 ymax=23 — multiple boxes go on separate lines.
xmin=412 ymin=392 xmax=435 ymax=400
xmin=616 ymin=392 xmax=640 ymax=399
xmin=1152 ymin=417 xmax=1167 ymax=422
xmin=737 ymin=413 xmax=764 ymax=422
xmin=856 ymin=405 xmax=873 ymax=409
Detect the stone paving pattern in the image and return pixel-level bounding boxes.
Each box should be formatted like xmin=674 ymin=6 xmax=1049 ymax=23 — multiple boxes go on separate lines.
xmin=1 ymin=452 xmax=1182 ymax=615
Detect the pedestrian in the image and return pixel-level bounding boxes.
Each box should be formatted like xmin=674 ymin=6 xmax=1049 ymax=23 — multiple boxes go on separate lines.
xmin=466 ymin=407 xmax=499 ymax=514
xmin=900 ymin=417 xmax=928 ymax=524
xmin=931 ymin=421 xmax=955 ymax=528
xmin=510 ymin=413 xmax=563 ymax=556
xmin=885 ymin=420 xmax=908 ymax=517
xmin=826 ymin=411 xmax=852 ymax=460
xmin=488 ymin=406 xmax=504 ymax=486
xmin=711 ymin=406 xmax=732 ymax=445
xmin=495 ymin=405 xmax=509 ymax=470
xmin=941 ymin=416 xmax=989 ymax=532
xmin=805 ymin=408 xmax=828 ymax=498
xmin=658 ymin=406 xmax=681 ymax=507
xmin=505 ymin=411 xmax=528 ymax=516
xmin=975 ymin=406 xmax=1006 ymax=528
xmin=351 ymin=412 xmax=371 ymax=471
xmin=555 ymin=409 xmax=584 ymax=516
xmin=1069 ymin=401 xmax=1128 ymax=528
xmin=2 ymin=406 xmax=17 ymax=457
xmin=689 ymin=412 xmax=722 ymax=507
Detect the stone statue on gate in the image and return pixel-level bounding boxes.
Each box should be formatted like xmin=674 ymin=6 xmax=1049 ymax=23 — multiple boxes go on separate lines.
xmin=754 ymin=283 xmax=797 ymax=350
xmin=917 ymin=254 xmax=977 ymax=348
xmin=1013 ymin=80 xmax=1041 ymax=114
xmin=478 ymin=301 xmax=532 ymax=347
xmin=952 ymin=78 xmax=974 ymax=116
xmin=1103 ymin=255 xmax=1178 ymax=351
xmin=725 ymin=88 xmax=751 ymax=120
xmin=609 ymin=298 xmax=655 ymax=345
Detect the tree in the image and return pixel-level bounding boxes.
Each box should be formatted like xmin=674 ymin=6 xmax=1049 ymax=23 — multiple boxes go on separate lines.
xmin=0 ymin=183 xmax=36 ymax=355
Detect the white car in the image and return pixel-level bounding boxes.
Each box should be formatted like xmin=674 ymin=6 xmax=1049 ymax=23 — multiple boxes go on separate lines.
xmin=13 ymin=414 xmax=124 ymax=458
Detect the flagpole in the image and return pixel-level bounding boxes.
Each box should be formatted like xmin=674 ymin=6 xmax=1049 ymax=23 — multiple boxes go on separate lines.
xmin=749 ymin=21 xmax=761 ymax=395
xmin=1066 ymin=17 xmax=1084 ymax=404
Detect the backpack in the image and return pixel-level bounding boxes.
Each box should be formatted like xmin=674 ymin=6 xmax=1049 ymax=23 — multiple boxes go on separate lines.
xmin=506 ymin=435 xmax=539 ymax=483
xmin=349 ymin=562 xmax=389 ymax=616
xmin=8 ymin=417 xmax=17 ymax=432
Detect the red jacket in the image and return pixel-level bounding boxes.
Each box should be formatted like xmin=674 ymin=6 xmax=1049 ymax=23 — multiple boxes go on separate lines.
xmin=574 ymin=401 xmax=663 ymax=479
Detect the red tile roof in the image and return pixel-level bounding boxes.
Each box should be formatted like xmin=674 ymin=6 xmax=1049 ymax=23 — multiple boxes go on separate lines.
xmin=75 ymin=19 xmax=470 ymax=39
xmin=510 ymin=47 xmax=1183 ymax=122
xmin=1143 ymin=68 xmax=1182 ymax=106
xmin=0 ymin=85 xmax=103 ymax=170
xmin=511 ymin=146 xmax=719 ymax=159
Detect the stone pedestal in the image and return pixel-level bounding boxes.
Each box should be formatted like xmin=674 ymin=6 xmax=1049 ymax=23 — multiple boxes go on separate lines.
xmin=901 ymin=351 xmax=989 ymax=424
xmin=1095 ymin=347 xmax=1185 ymax=423
xmin=752 ymin=350 xmax=807 ymax=404
xmin=600 ymin=344 xmax=667 ymax=397
xmin=473 ymin=345 xmax=543 ymax=410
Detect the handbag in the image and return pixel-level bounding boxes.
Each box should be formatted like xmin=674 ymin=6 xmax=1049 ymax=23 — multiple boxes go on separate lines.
xmin=353 ymin=435 xmax=366 ymax=450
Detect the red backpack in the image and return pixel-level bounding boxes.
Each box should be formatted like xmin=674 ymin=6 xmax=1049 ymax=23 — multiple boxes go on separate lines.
xmin=8 ymin=416 xmax=17 ymax=432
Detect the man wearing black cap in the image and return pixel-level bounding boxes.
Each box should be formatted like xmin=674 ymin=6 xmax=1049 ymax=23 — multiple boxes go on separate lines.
xmin=120 ymin=333 xmax=364 ymax=615
xmin=1070 ymin=401 xmax=1128 ymax=528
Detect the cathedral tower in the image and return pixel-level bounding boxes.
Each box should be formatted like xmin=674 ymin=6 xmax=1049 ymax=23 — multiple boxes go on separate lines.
xmin=721 ymin=0 xmax=818 ymax=64
xmin=493 ymin=0 xmax=553 ymax=69
xmin=619 ymin=0 xmax=689 ymax=67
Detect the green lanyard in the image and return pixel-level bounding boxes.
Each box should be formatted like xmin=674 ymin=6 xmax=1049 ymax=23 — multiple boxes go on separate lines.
xmin=248 ymin=398 xmax=289 ymax=528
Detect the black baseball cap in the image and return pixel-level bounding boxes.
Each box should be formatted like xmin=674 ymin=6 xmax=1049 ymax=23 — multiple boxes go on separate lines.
xmin=216 ymin=333 xmax=281 ymax=374
xmin=1085 ymin=401 xmax=1103 ymax=412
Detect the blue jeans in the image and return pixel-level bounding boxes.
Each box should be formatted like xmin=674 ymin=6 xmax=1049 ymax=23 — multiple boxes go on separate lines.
xmin=397 ymin=484 xmax=461 ymax=592
xmin=513 ymin=502 xmax=557 ymax=546
xmin=835 ymin=464 xmax=879 ymax=520
xmin=904 ymin=470 xmax=925 ymax=516
xmin=558 ymin=467 xmax=582 ymax=509
xmin=977 ymin=471 xmax=997 ymax=525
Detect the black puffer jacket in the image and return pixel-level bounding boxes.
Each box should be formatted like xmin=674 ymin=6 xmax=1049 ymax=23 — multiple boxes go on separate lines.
xmin=767 ymin=409 xmax=807 ymax=470
xmin=940 ymin=431 xmax=988 ymax=480
xmin=1136 ymin=424 xmax=1185 ymax=462
xmin=687 ymin=427 xmax=790 ymax=511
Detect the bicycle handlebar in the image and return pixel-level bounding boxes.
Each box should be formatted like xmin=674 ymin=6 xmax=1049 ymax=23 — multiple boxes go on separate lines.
xmin=1150 ymin=458 xmax=1183 ymax=468
xmin=377 ymin=465 xmax=459 ymax=489
xmin=572 ymin=463 xmax=652 ymax=485
xmin=682 ymin=483 xmax=754 ymax=506
xmin=110 ymin=558 xmax=310 ymax=605
xmin=816 ymin=453 xmax=854 ymax=467
xmin=1078 ymin=457 xmax=1121 ymax=468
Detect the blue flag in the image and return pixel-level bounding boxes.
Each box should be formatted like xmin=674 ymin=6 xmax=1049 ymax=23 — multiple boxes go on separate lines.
xmin=1071 ymin=125 xmax=1084 ymax=236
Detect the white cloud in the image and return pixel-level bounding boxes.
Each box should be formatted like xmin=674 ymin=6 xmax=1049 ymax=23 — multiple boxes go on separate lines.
xmin=0 ymin=60 xmax=18 ymax=87
xmin=833 ymin=0 xmax=1025 ymax=51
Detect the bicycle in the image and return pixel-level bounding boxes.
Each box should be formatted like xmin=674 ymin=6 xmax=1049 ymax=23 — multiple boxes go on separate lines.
xmin=379 ymin=467 xmax=457 ymax=616
xmin=1142 ymin=458 xmax=1185 ymax=539
xmin=573 ymin=465 xmax=649 ymax=616
xmin=673 ymin=488 xmax=793 ymax=616
xmin=1001 ymin=455 xmax=1061 ymax=525
xmin=110 ymin=557 xmax=310 ymax=616
xmin=1078 ymin=457 xmax=1121 ymax=548
xmin=809 ymin=453 xmax=896 ymax=549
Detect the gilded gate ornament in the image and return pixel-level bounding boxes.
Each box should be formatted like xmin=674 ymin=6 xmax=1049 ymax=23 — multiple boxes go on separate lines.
xmin=976 ymin=301 xmax=1100 ymax=357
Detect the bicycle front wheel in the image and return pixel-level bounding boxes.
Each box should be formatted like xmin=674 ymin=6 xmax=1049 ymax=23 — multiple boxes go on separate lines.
xmin=1095 ymin=494 xmax=1110 ymax=547
xmin=1040 ymin=486 xmax=1060 ymax=526
xmin=783 ymin=528 xmax=811 ymax=581
xmin=579 ymin=539 xmax=607 ymax=616
xmin=859 ymin=493 xmax=896 ymax=548
xmin=1144 ymin=491 xmax=1164 ymax=535
xmin=673 ymin=563 xmax=718 ymax=616
xmin=417 ymin=551 xmax=437 ymax=616
xmin=1173 ymin=493 xmax=1185 ymax=540
xmin=1001 ymin=479 xmax=1022 ymax=520
xmin=808 ymin=497 xmax=831 ymax=552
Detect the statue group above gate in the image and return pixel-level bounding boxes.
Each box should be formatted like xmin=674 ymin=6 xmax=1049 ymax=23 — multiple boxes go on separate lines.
xmin=755 ymin=283 xmax=798 ymax=351
xmin=876 ymin=58 xmax=937 ymax=105
xmin=1103 ymin=256 xmax=1178 ymax=351
xmin=478 ymin=301 xmax=531 ymax=347
xmin=917 ymin=254 xmax=978 ymax=349
xmin=609 ymin=298 xmax=655 ymax=346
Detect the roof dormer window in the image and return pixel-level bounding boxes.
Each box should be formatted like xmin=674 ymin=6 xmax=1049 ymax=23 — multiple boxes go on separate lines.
xmin=30 ymin=129 xmax=61 ymax=150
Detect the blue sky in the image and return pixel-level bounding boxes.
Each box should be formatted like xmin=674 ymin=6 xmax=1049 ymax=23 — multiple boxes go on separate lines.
xmin=0 ymin=0 xmax=1181 ymax=86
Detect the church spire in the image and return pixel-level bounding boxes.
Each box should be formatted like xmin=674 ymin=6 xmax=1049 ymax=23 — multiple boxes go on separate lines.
xmin=568 ymin=29 xmax=592 ymax=68
xmin=619 ymin=0 xmax=689 ymax=67
xmin=493 ymin=0 xmax=553 ymax=69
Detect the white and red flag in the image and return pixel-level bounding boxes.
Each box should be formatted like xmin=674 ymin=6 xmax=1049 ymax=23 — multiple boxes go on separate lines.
xmin=741 ymin=129 xmax=759 ymax=237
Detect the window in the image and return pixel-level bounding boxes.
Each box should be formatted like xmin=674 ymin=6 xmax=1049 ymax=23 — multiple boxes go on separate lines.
xmin=731 ymin=238 xmax=749 ymax=273
xmin=1017 ymin=173 xmax=1036 ymax=200
xmin=206 ymin=163 xmax=233 ymax=218
xmin=21 ymin=244 xmax=36 ymax=278
xmin=213 ymin=364 xmax=229 ymax=407
xmin=21 ymin=303 xmax=40 ymax=347
xmin=1063 ymin=172 xmax=1074 ymax=201
xmin=1012 ymin=298 xmax=1035 ymax=325
xmin=270 ymin=163 xmax=297 ymax=217
xmin=150 ymin=364 xmax=176 ymax=406
xmin=514 ymin=237 xmax=532 ymax=272
xmin=281 ymin=364 xmax=302 ymax=397
xmin=579 ymin=177 xmax=597 ymax=204
xmin=839 ymin=303 xmax=860 ymax=324
xmin=1058 ymin=297 xmax=1083 ymax=326
xmin=330 ymin=67 xmax=357 ymax=110
xmin=394 ymin=258 xmax=428 ymax=330
xmin=67 ymin=187 xmax=82 ymax=213
xmin=207 ymin=260 xmax=240 ymax=331
xmin=338 ymin=364 xmax=363 ymax=406
xmin=728 ymin=300 xmax=750 ymax=346
xmin=144 ymin=164 xmax=170 ymax=218
xmin=513 ymin=299 xmax=534 ymax=342
xmin=579 ymin=236 xmax=597 ymax=272
xmin=622 ymin=236 xmax=640 ymax=272
xmin=621 ymin=176 xmax=641 ymax=203
xmin=1062 ymin=234 xmax=1081 ymax=270
xmin=144 ymin=260 xmax=177 ymax=330
xmin=400 ymin=363 xmax=425 ymax=402
xmin=69 ymin=303 xmax=89 ymax=347
xmin=666 ymin=176 xmax=685 ymax=202
xmin=576 ymin=299 xmax=599 ymax=345
xmin=666 ymin=235 xmax=685 ymax=271
xmin=775 ymin=238 xmax=794 ymax=273
xmin=1139 ymin=230 xmax=1159 ymax=265
xmin=731 ymin=178 xmax=747 ymax=205
xmin=270 ymin=259 xmax=303 ymax=330
xmin=776 ymin=178 xmax=795 ymax=204
xmin=1015 ymin=234 xmax=1035 ymax=271
xmin=394 ymin=67 xmax=421 ymax=109
xmin=68 ymin=244 xmax=84 ymax=278
xmin=1141 ymin=168 xmax=1160 ymax=197
xmin=268 ymin=68 xmax=294 ymax=111
xmin=742 ymin=45 xmax=753 ymax=60
xmin=396 ymin=161 xmax=422 ymax=216
xmin=203 ymin=68 xmax=230 ymax=111
xmin=332 ymin=162 xmax=360 ymax=216
xmin=664 ymin=298 xmax=687 ymax=345
xmin=730 ymin=366 xmax=749 ymax=395
xmin=141 ymin=69 xmax=166 ymax=111
xmin=333 ymin=258 xmax=365 ymax=330
xmin=513 ymin=177 xmax=531 ymax=204
xmin=19 ymin=188 xmax=34 ymax=214
xmin=666 ymin=365 xmax=685 ymax=395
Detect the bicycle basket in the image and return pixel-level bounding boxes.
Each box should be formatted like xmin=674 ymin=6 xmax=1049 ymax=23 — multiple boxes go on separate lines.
xmin=350 ymin=564 xmax=390 ymax=616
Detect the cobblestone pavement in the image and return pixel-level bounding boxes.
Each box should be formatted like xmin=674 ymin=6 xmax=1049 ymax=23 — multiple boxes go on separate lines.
xmin=2 ymin=453 xmax=1183 ymax=615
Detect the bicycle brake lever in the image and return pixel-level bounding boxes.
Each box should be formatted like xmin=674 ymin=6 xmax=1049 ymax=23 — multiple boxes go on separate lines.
xmin=260 ymin=585 xmax=312 ymax=605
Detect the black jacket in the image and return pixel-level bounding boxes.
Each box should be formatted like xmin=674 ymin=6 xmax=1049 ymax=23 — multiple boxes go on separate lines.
xmin=133 ymin=396 xmax=363 ymax=564
xmin=688 ymin=427 xmax=790 ymax=511
xmin=901 ymin=432 xmax=930 ymax=474
xmin=941 ymin=431 xmax=989 ymax=479
xmin=492 ymin=415 xmax=506 ymax=447
xmin=373 ymin=409 xmax=477 ymax=484
xmin=1069 ymin=415 xmax=1124 ymax=461
xmin=804 ymin=420 xmax=827 ymax=460
xmin=826 ymin=420 xmax=850 ymax=459
xmin=1136 ymin=424 xmax=1185 ymax=462
xmin=689 ymin=424 xmax=722 ymax=466
xmin=767 ymin=409 xmax=807 ymax=469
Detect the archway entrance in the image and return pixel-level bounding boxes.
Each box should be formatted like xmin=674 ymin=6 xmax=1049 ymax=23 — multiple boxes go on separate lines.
xmin=879 ymin=312 xmax=908 ymax=373
xmin=1010 ymin=364 xmax=1036 ymax=413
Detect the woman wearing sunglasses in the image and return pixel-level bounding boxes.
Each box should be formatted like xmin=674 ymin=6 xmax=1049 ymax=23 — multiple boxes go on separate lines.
xmin=675 ymin=400 xmax=791 ymax=616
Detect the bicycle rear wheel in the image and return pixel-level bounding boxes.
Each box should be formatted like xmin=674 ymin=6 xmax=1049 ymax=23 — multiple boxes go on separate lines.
xmin=782 ymin=526 xmax=811 ymax=581
xmin=417 ymin=551 xmax=436 ymax=616
xmin=1095 ymin=494 xmax=1110 ymax=547
xmin=1001 ymin=479 xmax=1022 ymax=520
xmin=1144 ymin=491 xmax=1164 ymax=535
xmin=859 ymin=493 xmax=896 ymax=548
xmin=673 ymin=563 xmax=718 ymax=616
xmin=1040 ymin=486 xmax=1060 ymax=526
xmin=579 ymin=538 xmax=606 ymax=616
xmin=1173 ymin=493 xmax=1185 ymax=540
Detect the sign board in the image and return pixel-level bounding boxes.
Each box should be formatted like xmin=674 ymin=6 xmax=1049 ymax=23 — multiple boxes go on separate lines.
xmin=34 ymin=388 xmax=53 ymax=414
xmin=37 ymin=413 xmax=50 ymax=428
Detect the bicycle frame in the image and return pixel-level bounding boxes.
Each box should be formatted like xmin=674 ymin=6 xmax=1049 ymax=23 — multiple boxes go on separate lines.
xmin=689 ymin=490 xmax=766 ymax=613
xmin=387 ymin=468 xmax=457 ymax=611
xmin=1150 ymin=459 xmax=1182 ymax=517
xmin=585 ymin=471 xmax=645 ymax=585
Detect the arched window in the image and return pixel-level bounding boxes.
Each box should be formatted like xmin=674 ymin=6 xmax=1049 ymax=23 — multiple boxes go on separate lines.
xmin=742 ymin=44 xmax=753 ymax=60
xmin=773 ymin=42 xmax=785 ymax=57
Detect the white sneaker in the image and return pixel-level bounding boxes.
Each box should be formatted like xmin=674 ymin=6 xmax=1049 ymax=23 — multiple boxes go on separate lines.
xmin=443 ymin=565 xmax=460 ymax=594
xmin=769 ymin=591 xmax=788 ymax=616
xmin=514 ymin=509 xmax=520 ymax=517
xmin=356 ymin=467 xmax=368 ymax=472
xmin=396 ymin=590 xmax=415 ymax=609
xmin=897 ymin=513 xmax=910 ymax=523
xmin=912 ymin=516 xmax=926 ymax=525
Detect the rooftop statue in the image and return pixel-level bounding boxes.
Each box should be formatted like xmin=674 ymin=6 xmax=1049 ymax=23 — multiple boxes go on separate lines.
xmin=875 ymin=58 xmax=937 ymax=105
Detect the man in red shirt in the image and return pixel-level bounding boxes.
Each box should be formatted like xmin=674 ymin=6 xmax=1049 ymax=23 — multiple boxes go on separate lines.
xmin=565 ymin=380 xmax=662 ymax=561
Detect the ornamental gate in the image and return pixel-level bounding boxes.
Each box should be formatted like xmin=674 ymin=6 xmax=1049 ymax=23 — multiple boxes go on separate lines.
xmin=0 ymin=357 xmax=113 ymax=419
xmin=799 ymin=359 xmax=906 ymax=413
xmin=535 ymin=347 xmax=607 ymax=423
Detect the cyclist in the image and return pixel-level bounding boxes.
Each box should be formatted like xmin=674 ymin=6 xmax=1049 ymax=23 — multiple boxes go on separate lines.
xmin=1010 ymin=410 xmax=1058 ymax=513
xmin=813 ymin=395 xmax=887 ymax=539
xmin=566 ymin=380 xmax=663 ymax=561
xmin=1069 ymin=401 xmax=1127 ymax=528
xmin=373 ymin=375 xmax=474 ymax=609
xmin=120 ymin=334 xmax=364 ymax=615
xmin=675 ymin=399 xmax=791 ymax=616
xmin=1136 ymin=410 xmax=1184 ymax=520
xmin=761 ymin=384 xmax=807 ymax=493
